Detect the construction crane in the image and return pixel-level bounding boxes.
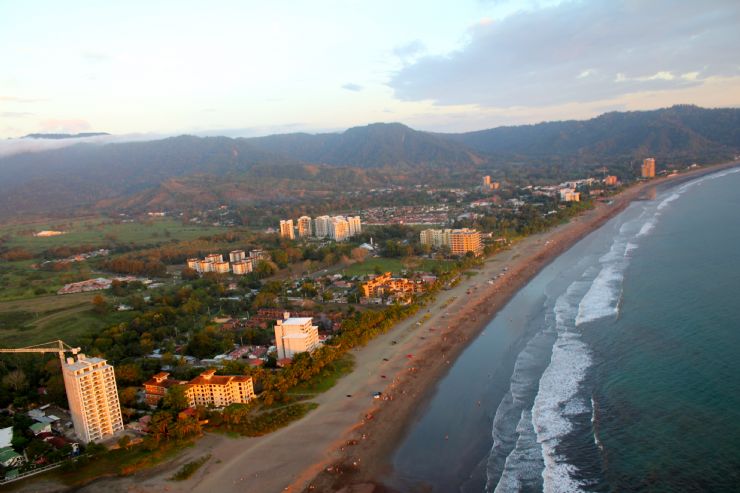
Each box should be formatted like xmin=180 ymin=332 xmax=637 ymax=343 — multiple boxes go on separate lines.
xmin=0 ymin=340 xmax=81 ymax=365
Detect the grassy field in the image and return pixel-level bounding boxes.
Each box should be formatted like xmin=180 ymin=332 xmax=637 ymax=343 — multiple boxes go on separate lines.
xmin=342 ymin=257 xmax=453 ymax=277
xmin=0 ymin=259 xmax=97 ymax=301
xmin=2 ymin=217 xmax=226 ymax=254
xmin=0 ymin=293 xmax=135 ymax=347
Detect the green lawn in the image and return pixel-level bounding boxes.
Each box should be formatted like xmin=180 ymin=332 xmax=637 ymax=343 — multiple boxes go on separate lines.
xmin=3 ymin=217 xmax=226 ymax=254
xmin=342 ymin=257 xmax=453 ymax=277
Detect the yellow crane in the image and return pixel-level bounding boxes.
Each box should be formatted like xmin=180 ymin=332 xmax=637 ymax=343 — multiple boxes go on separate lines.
xmin=0 ymin=340 xmax=81 ymax=364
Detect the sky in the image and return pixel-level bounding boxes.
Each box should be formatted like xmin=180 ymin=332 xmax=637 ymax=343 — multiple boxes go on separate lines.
xmin=1 ymin=0 xmax=739 ymax=139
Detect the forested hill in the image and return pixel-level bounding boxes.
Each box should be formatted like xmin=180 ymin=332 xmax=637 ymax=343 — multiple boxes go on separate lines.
xmin=445 ymin=105 xmax=740 ymax=162
xmin=0 ymin=105 xmax=738 ymax=219
xmin=246 ymin=122 xmax=484 ymax=167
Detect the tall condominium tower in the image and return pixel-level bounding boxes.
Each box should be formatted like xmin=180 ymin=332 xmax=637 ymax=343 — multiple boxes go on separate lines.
xmin=297 ymin=216 xmax=313 ymax=237
xmin=279 ymin=219 xmax=295 ymax=239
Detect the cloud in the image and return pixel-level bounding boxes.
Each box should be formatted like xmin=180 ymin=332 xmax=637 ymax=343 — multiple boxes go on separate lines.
xmin=0 ymin=133 xmax=163 ymax=159
xmin=393 ymin=40 xmax=426 ymax=62
xmin=390 ymin=1 xmax=740 ymax=107
xmin=81 ymin=51 xmax=111 ymax=63
xmin=1 ymin=112 xmax=34 ymax=118
xmin=38 ymin=119 xmax=92 ymax=133
xmin=0 ymin=96 xmax=45 ymax=103
xmin=342 ymin=83 xmax=363 ymax=92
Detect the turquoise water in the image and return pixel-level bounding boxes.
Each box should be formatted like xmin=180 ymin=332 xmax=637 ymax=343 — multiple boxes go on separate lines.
xmin=388 ymin=167 xmax=740 ymax=492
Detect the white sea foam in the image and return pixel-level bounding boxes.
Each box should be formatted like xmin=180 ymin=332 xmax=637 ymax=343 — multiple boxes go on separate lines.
xmin=575 ymin=264 xmax=623 ymax=326
xmin=636 ymin=220 xmax=655 ymax=237
xmin=657 ymin=192 xmax=680 ymax=211
xmin=625 ymin=242 xmax=639 ymax=256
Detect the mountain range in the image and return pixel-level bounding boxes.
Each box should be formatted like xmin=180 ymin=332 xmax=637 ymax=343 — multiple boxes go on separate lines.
xmin=0 ymin=105 xmax=738 ymax=219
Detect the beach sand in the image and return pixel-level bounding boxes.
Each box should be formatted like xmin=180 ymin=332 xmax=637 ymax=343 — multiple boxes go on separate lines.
xmin=19 ymin=163 xmax=735 ymax=493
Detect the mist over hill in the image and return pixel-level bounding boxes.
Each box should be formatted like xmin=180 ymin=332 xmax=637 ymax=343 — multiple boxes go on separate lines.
xmin=0 ymin=105 xmax=738 ymax=219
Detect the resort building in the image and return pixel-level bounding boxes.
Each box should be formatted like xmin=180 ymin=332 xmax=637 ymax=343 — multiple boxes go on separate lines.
xmin=297 ymin=216 xmax=313 ymax=237
xmin=143 ymin=372 xmax=187 ymax=407
xmin=449 ymin=229 xmax=483 ymax=256
xmin=229 ymin=250 xmax=246 ymax=263
xmin=62 ymin=355 xmax=124 ymax=443
xmin=360 ymin=272 xmax=424 ymax=298
xmin=274 ymin=313 xmax=320 ymax=360
xmin=641 ymin=158 xmax=656 ymax=178
xmin=279 ymin=219 xmax=295 ymax=239
xmin=232 ymin=259 xmax=253 ymax=275
xmin=314 ymin=216 xmax=331 ymax=238
xmin=559 ymin=188 xmax=581 ymax=202
xmin=184 ymin=369 xmax=255 ymax=408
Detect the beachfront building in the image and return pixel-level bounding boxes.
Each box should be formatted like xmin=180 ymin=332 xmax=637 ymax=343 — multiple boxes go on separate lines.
xmin=361 ymin=272 xmax=424 ymax=298
xmin=279 ymin=219 xmax=295 ymax=239
xmin=297 ymin=216 xmax=313 ymax=237
xmin=449 ymin=228 xmax=483 ymax=256
xmin=232 ymin=259 xmax=253 ymax=275
xmin=420 ymin=228 xmax=451 ymax=249
xmin=229 ymin=250 xmax=246 ymax=263
xmin=641 ymin=158 xmax=656 ymax=178
xmin=62 ymin=355 xmax=124 ymax=443
xmin=604 ymin=175 xmax=619 ymax=186
xmin=143 ymin=372 xmax=187 ymax=407
xmin=559 ymin=188 xmax=581 ymax=202
xmin=184 ymin=369 xmax=255 ymax=408
xmin=274 ymin=313 xmax=320 ymax=360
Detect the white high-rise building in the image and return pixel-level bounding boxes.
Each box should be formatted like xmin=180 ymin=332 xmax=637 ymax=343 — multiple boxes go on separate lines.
xmin=62 ymin=355 xmax=124 ymax=444
xmin=297 ymin=216 xmax=313 ymax=237
xmin=274 ymin=313 xmax=320 ymax=360
xmin=348 ymin=216 xmax=362 ymax=237
xmin=330 ymin=216 xmax=350 ymax=241
xmin=229 ymin=250 xmax=246 ymax=263
xmin=314 ymin=216 xmax=331 ymax=238
xmin=279 ymin=219 xmax=295 ymax=239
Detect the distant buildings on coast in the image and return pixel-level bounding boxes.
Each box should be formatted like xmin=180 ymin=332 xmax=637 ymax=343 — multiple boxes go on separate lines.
xmin=279 ymin=215 xmax=361 ymax=242
xmin=186 ymin=249 xmax=267 ymax=275
xmin=642 ymin=158 xmax=656 ymax=178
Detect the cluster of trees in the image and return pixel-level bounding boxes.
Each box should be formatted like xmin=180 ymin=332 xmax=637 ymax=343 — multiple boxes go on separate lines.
xmin=102 ymin=256 xmax=168 ymax=277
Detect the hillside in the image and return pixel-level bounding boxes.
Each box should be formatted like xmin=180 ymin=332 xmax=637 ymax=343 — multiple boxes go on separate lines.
xmin=0 ymin=105 xmax=738 ymax=219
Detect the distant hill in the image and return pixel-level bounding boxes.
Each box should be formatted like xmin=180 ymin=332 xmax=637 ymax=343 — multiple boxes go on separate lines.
xmin=0 ymin=105 xmax=738 ymax=219
xmin=22 ymin=132 xmax=111 ymax=139
xmin=247 ymin=122 xmax=484 ymax=168
xmin=445 ymin=105 xmax=740 ymax=163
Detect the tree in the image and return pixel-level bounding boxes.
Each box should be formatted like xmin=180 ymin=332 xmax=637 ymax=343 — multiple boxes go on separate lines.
xmin=91 ymin=294 xmax=109 ymax=315
xmin=350 ymin=247 xmax=368 ymax=263
xmin=163 ymin=385 xmax=189 ymax=412
xmin=117 ymin=434 xmax=132 ymax=450
xmin=2 ymin=369 xmax=28 ymax=392
xmin=119 ymin=387 xmax=139 ymax=408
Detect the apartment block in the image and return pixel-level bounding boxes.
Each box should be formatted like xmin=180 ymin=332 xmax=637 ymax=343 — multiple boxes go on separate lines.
xmin=559 ymin=188 xmax=581 ymax=202
xmin=274 ymin=313 xmax=320 ymax=360
xmin=143 ymin=372 xmax=187 ymax=407
xmin=62 ymin=355 xmax=124 ymax=443
xmin=232 ymin=259 xmax=253 ymax=275
xmin=347 ymin=216 xmax=362 ymax=237
xmin=641 ymin=158 xmax=656 ymax=178
xmin=604 ymin=175 xmax=618 ymax=186
xmin=184 ymin=369 xmax=255 ymax=408
xmin=297 ymin=216 xmax=313 ymax=237
xmin=229 ymin=250 xmax=246 ymax=263
xmin=449 ymin=228 xmax=482 ymax=256
xmin=314 ymin=215 xmax=331 ymax=238
xmin=205 ymin=253 xmax=223 ymax=263
xmin=329 ymin=216 xmax=350 ymax=241
xmin=214 ymin=261 xmax=230 ymax=274
xmin=361 ymin=272 xmax=424 ymax=298
xmin=186 ymin=258 xmax=200 ymax=271
xmin=279 ymin=219 xmax=295 ymax=239
xmin=420 ymin=228 xmax=451 ymax=249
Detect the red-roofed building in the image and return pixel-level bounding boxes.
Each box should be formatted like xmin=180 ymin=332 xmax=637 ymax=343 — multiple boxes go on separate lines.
xmin=184 ymin=369 xmax=255 ymax=408
xmin=143 ymin=372 xmax=188 ymax=407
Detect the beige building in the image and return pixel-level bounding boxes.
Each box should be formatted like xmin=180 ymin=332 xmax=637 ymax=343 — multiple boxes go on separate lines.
xmin=62 ymin=355 xmax=124 ymax=444
xmin=297 ymin=216 xmax=313 ymax=237
xmin=274 ymin=313 xmax=320 ymax=360
xmin=198 ymin=259 xmax=215 ymax=273
xmin=214 ymin=261 xmax=230 ymax=274
xmin=641 ymin=158 xmax=656 ymax=178
xmin=420 ymin=228 xmax=451 ymax=249
xmin=184 ymin=369 xmax=255 ymax=408
xmin=329 ymin=216 xmax=350 ymax=241
xmin=449 ymin=228 xmax=482 ymax=256
xmin=314 ymin=216 xmax=331 ymax=238
xmin=232 ymin=259 xmax=253 ymax=275
xmin=229 ymin=250 xmax=246 ymax=263
xmin=604 ymin=175 xmax=618 ymax=186
xmin=205 ymin=253 xmax=223 ymax=263
xmin=347 ymin=216 xmax=362 ymax=237
xmin=186 ymin=258 xmax=199 ymax=271
xmin=279 ymin=219 xmax=295 ymax=239
xmin=559 ymin=188 xmax=581 ymax=202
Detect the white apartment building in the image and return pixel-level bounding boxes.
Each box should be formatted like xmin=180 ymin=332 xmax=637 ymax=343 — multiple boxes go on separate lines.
xmin=314 ymin=216 xmax=331 ymax=238
xmin=297 ymin=216 xmax=313 ymax=237
xmin=229 ymin=250 xmax=246 ymax=263
xmin=348 ymin=216 xmax=362 ymax=237
xmin=214 ymin=261 xmax=230 ymax=274
xmin=232 ymin=259 xmax=253 ymax=275
xmin=279 ymin=219 xmax=295 ymax=239
xmin=185 ymin=369 xmax=255 ymax=408
xmin=62 ymin=355 xmax=124 ymax=444
xmin=199 ymin=259 xmax=215 ymax=273
xmin=274 ymin=313 xmax=320 ymax=360
xmin=559 ymin=188 xmax=581 ymax=202
xmin=420 ymin=228 xmax=451 ymax=249
xmin=186 ymin=258 xmax=200 ymax=271
xmin=205 ymin=253 xmax=223 ymax=263
xmin=329 ymin=216 xmax=350 ymax=241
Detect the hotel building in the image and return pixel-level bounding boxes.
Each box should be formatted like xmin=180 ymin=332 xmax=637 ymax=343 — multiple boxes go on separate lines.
xmin=143 ymin=372 xmax=187 ymax=407
xmin=274 ymin=313 xmax=320 ymax=360
xmin=641 ymin=158 xmax=656 ymax=178
xmin=449 ymin=228 xmax=483 ymax=256
xmin=62 ymin=355 xmax=124 ymax=443
xmin=184 ymin=369 xmax=255 ymax=408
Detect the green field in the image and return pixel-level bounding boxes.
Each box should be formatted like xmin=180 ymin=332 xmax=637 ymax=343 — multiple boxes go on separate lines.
xmin=2 ymin=217 xmax=226 ymax=254
xmin=0 ymin=293 xmax=135 ymax=347
xmin=342 ymin=257 xmax=453 ymax=277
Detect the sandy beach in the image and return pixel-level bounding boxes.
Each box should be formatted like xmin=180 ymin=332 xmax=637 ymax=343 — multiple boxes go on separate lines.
xmin=16 ymin=163 xmax=736 ymax=493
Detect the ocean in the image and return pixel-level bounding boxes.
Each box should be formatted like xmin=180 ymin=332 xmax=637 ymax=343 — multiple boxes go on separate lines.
xmin=386 ymin=167 xmax=740 ymax=492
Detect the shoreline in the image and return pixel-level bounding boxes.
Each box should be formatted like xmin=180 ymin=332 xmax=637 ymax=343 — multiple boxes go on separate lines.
xmin=16 ymin=162 xmax=738 ymax=493
xmin=299 ymin=160 xmax=740 ymax=493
